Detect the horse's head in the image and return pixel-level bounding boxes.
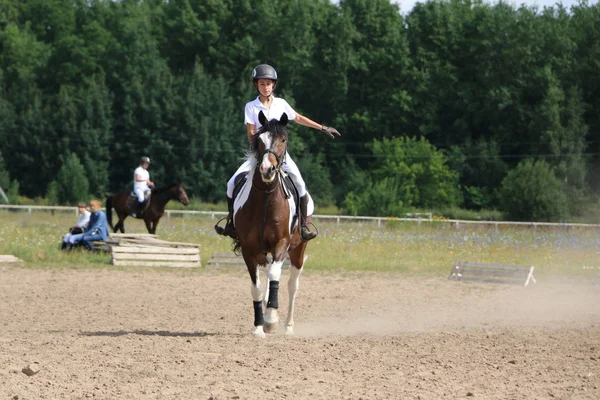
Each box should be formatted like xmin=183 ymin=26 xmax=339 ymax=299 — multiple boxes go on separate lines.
xmin=254 ymin=111 xmax=289 ymax=183
xmin=175 ymin=183 xmax=190 ymax=206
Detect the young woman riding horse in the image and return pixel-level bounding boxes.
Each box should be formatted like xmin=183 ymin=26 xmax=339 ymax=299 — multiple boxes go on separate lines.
xmin=233 ymin=111 xmax=312 ymax=337
xmin=215 ymin=64 xmax=341 ymax=240
xmin=106 ymin=183 xmax=190 ymax=234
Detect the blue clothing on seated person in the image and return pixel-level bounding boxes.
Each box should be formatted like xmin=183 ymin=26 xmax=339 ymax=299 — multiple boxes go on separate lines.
xmin=79 ymin=209 xmax=109 ymax=250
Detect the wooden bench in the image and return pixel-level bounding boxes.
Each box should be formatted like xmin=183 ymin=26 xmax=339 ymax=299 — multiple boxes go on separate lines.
xmin=104 ymin=233 xmax=201 ymax=268
xmin=449 ymin=261 xmax=536 ymax=287
xmin=0 ymin=255 xmax=23 ymax=264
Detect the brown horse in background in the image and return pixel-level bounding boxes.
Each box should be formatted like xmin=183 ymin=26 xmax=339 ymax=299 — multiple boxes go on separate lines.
xmin=106 ymin=183 xmax=190 ymax=234
xmin=232 ymin=111 xmax=309 ymax=337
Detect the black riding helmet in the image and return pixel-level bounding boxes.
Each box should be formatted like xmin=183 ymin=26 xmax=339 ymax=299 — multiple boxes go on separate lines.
xmin=252 ymin=64 xmax=278 ymax=82
xmin=140 ymin=156 xmax=151 ymax=164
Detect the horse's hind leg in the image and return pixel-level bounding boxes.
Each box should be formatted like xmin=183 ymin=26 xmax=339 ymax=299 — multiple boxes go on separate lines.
xmin=285 ymin=247 xmax=307 ymax=335
xmin=285 ymin=266 xmax=303 ymax=335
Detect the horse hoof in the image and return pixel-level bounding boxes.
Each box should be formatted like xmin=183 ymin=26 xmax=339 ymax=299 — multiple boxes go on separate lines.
xmin=253 ymin=327 xmax=266 ymax=338
xmin=264 ymin=322 xmax=279 ymax=334
xmin=285 ymin=326 xmax=295 ymax=335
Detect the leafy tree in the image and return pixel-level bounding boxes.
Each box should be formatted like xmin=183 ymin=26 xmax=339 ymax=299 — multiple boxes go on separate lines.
xmin=343 ymin=137 xmax=461 ymax=215
xmin=6 ymin=179 xmax=19 ymax=204
xmin=46 ymin=180 xmax=59 ymax=205
xmin=55 ymin=153 xmax=90 ymax=205
xmin=0 ymin=150 xmax=9 ymax=195
xmin=498 ymin=159 xmax=568 ymax=222
xmin=343 ymin=178 xmax=405 ymax=217
xmin=371 ymin=137 xmax=462 ymax=209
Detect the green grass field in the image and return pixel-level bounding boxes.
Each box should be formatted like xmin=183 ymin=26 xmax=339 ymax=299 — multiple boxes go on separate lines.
xmin=1 ymin=209 xmax=598 ymax=278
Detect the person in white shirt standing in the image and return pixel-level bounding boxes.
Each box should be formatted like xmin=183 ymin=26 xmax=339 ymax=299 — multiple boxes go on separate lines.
xmin=132 ymin=156 xmax=154 ymax=217
xmin=215 ymin=64 xmax=341 ymax=241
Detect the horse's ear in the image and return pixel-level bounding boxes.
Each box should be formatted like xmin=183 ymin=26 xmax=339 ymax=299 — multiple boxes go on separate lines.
xmin=280 ymin=113 xmax=288 ymax=126
xmin=258 ymin=110 xmax=267 ymax=126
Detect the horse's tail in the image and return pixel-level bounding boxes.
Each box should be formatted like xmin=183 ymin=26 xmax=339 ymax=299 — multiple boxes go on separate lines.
xmin=106 ymin=195 xmax=114 ymax=231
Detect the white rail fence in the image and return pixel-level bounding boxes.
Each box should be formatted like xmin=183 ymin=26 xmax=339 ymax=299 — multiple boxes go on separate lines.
xmin=1 ymin=204 xmax=599 ymax=230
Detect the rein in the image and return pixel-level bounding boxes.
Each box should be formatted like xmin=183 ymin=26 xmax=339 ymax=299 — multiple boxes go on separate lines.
xmin=256 ymin=146 xmax=286 ymax=255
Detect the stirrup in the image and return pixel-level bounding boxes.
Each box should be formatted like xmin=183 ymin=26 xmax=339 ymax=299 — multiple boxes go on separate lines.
xmin=214 ymin=217 xmax=228 ymax=235
xmin=300 ymin=226 xmax=317 ymax=241
xmin=215 ymin=217 xmax=236 ymax=238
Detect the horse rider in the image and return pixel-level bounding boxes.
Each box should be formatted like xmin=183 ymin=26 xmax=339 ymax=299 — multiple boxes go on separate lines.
xmin=215 ymin=63 xmax=341 ymax=241
xmin=132 ymin=156 xmax=154 ymax=217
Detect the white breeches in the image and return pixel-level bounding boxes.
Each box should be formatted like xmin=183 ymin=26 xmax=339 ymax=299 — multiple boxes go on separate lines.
xmin=227 ymin=152 xmax=308 ymax=198
xmin=63 ymin=233 xmax=83 ymax=244
xmin=134 ymin=187 xmax=147 ymax=203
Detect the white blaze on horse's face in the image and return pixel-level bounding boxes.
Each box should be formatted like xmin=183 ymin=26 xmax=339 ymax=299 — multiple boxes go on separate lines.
xmin=259 ymin=132 xmax=277 ymax=182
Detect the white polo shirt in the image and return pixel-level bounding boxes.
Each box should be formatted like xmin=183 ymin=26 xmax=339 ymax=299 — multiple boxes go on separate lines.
xmin=244 ymin=96 xmax=297 ymax=130
xmin=133 ymin=166 xmax=150 ymax=191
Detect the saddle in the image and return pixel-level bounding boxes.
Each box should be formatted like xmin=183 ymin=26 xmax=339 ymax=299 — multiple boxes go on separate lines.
xmin=127 ymin=189 xmax=151 ymax=216
xmin=233 ymin=171 xmax=300 ymax=234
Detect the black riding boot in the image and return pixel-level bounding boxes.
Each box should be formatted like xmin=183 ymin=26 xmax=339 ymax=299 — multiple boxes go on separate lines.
xmin=214 ymin=197 xmax=236 ymax=238
xmin=300 ymin=195 xmax=317 ymax=241
xmin=132 ymin=201 xmax=145 ymax=218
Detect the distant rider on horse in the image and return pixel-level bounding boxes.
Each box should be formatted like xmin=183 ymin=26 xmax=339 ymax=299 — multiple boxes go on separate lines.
xmin=132 ymin=156 xmax=154 ymax=217
xmin=215 ymin=64 xmax=341 ymax=241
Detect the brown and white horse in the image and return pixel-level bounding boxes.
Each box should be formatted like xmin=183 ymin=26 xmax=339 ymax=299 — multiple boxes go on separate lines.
xmin=232 ymin=111 xmax=309 ymax=337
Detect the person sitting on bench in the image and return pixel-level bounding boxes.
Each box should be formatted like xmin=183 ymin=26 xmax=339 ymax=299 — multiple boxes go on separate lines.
xmin=76 ymin=199 xmax=109 ymax=251
xmin=61 ymin=202 xmax=91 ymax=250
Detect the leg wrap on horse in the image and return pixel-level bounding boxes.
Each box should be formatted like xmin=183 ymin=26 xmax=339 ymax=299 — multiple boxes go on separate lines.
xmin=266 ymin=281 xmax=279 ymax=309
xmin=253 ymin=300 xmax=264 ymax=326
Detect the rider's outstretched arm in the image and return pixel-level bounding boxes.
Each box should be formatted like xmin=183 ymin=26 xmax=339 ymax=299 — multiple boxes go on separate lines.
xmin=294 ymin=114 xmax=341 ymax=138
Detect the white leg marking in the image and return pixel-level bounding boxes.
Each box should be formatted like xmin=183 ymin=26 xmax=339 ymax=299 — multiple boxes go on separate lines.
xmin=285 ymin=266 xmax=303 ymax=335
xmin=252 ymin=326 xmax=265 ymax=338
xmin=264 ymin=260 xmax=284 ymax=333
xmin=268 ymin=260 xmax=284 ymax=282
xmin=250 ymin=271 xmax=263 ymax=302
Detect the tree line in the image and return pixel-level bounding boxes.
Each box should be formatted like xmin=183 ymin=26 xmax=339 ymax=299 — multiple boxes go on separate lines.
xmin=0 ymin=0 xmax=599 ymax=221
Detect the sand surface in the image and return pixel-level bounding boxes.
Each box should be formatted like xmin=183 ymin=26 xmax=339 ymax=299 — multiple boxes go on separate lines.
xmin=1 ymin=266 xmax=599 ymax=399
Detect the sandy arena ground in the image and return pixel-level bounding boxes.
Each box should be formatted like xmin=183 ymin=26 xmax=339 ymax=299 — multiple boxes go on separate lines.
xmin=1 ymin=265 xmax=599 ymax=400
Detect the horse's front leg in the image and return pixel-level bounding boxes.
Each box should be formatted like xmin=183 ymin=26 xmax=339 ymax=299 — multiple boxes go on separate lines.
xmin=243 ymin=253 xmax=265 ymax=338
xmin=151 ymin=218 xmax=160 ymax=234
xmin=264 ymin=242 xmax=289 ymax=334
xmin=115 ymin=212 xmax=126 ymax=233
xmin=144 ymin=218 xmax=153 ymax=234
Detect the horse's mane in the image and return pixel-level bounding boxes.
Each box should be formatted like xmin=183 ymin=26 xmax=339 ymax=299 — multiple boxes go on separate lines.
xmin=248 ymin=118 xmax=288 ymax=159
xmin=153 ymin=183 xmax=180 ymax=194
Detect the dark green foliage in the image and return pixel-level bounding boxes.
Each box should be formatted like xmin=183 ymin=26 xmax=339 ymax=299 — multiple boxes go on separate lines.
xmin=343 ymin=137 xmax=461 ymax=216
xmin=0 ymin=0 xmax=598 ymax=221
xmin=55 ymin=153 xmax=90 ymax=205
xmin=6 ymin=179 xmax=20 ymax=204
xmin=0 ymin=151 xmax=9 ymax=190
xmin=498 ymin=159 xmax=568 ymax=222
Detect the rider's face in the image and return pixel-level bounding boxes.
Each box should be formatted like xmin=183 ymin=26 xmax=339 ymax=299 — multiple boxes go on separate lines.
xmin=142 ymin=162 xmax=149 ymax=169
xmin=256 ymin=79 xmax=276 ymax=97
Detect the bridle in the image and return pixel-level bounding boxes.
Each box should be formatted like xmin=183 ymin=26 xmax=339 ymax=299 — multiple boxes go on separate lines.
xmin=255 ymin=129 xmax=288 ymax=178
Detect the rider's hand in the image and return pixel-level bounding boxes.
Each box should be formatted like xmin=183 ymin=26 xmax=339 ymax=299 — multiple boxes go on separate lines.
xmin=321 ymin=125 xmax=341 ymax=139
